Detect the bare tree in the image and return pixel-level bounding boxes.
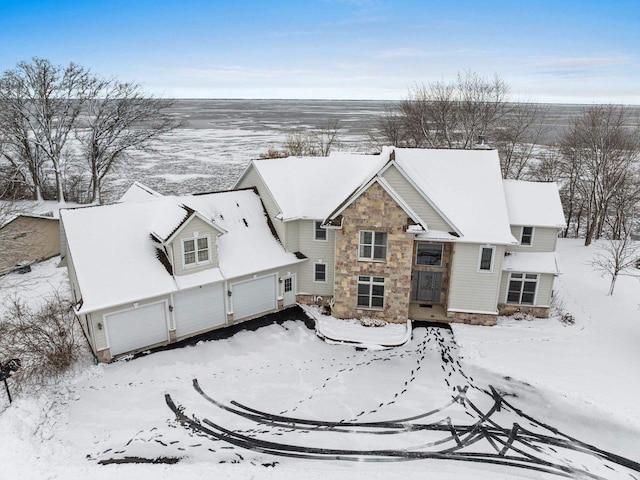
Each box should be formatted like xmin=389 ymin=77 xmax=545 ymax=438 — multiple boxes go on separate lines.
xmin=75 ymin=79 xmax=184 ymax=204
xmin=494 ymin=102 xmax=552 ymax=179
xmin=0 ymin=58 xmax=95 ymax=202
xmin=590 ymin=236 xmax=640 ymax=295
xmin=260 ymin=119 xmax=341 ymax=158
xmin=560 ymin=105 xmax=640 ymax=246
xmin=312 ymin=118 xmax=341 ymax=157
xmin=374 ymin=71 xmax=510 ymax=150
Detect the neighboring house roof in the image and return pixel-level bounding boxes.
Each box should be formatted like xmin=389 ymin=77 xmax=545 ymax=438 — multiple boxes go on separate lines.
xmin=61 ymin=189 xmax=302 ymax=314
xmin=503 ymin=180 xmax=566 ymax=228
xmin=235 ymin=152 xmax=387 ymax=221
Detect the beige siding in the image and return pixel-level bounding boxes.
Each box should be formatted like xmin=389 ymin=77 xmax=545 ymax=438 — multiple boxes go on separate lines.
xmin=499 ymin=271 xmax=555 ymax=307
xmin=169 ymin=217 xmax=220 ymax=276
xmin=382 ymin=165 xmax=453 ymax=232
xmin=0 ymin=216 xmax=60 ymax=273
xmin=448 ymin=243 xmax=504 ymax=313
xmin=296 ymin=220 xmax=335 ymax=296
xmin=91 ymin=293 xmax=172 ymax=352
xmin=508 ymin=226 xmax=559 ymax=252
xmin=236 ymin=165 xmax=286 ymax=242
xmin=285 ymin=219 xmax=300 ymax=252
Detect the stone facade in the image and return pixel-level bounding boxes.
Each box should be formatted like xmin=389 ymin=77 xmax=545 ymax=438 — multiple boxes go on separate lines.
xmin=448 ymin=311 xmax=497 ymax=326
xmin=332 ymin=182 xmax=414 ymax=323
xmin=296 ymin=294 xmax=333 ymax=307
xmin=497 ymin=304 xmax=550 ymax=318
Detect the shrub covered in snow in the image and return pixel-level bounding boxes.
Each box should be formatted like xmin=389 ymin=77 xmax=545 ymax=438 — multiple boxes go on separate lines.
xmin=359 ymin=317 xmax=387 ymax=327
xmin=0 ymin=292 xmax=87 ymax=394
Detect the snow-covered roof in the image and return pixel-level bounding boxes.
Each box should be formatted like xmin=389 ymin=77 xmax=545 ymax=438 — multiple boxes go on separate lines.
xmin=239 ymin=152 xmax=387 ymax=221
xmin=503 ymin=180 xmax=566 ymax=228
xmin=502 ymin=251 xmax=561 ymax=275
xmin=119 ymin=181 xmax=163 ymax=203
xmin=392 ymin=148 xmax=517 ymax=244
xmin=62 ymin=189 xmax=303 ymax=314
xmin=247 ymin=147 xmax=518 ymax=244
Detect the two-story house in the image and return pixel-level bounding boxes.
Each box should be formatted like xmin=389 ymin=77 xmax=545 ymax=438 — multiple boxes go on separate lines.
xmin=60 ymin=147 xmax=565 ymax=362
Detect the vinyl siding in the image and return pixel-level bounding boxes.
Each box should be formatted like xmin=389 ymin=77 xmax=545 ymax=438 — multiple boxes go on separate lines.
xmin=285 ymin=219 xmax=300 ymax=252
xmin=236 ymin=165 xmax=286 ymax=242
xmin=296 ymin=220 xmax=335 ymax=296
xmin=508 ymin=226 xmax=559 ymax=252
xmin=170 ymin=216 xmax=220 ymax=276
xmin=448 ymin=243 xmax=504 ymax=313
xmin=382 ymin=164 xmax=453 ymax=232
xmin=499 ymin=271 xmax=555 ymax=307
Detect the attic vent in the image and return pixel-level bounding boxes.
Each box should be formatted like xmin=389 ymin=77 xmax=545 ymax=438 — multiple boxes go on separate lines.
xmin=242 ymin=218 xmax=248 ymax=227
xmin=448 ymin=231 xmax=460 ymax=238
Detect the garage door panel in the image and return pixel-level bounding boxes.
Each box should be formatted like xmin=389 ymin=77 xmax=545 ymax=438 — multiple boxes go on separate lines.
xmin=106 ymin=302 xmax=168 ymax=356
xmin=174 ymin=283 xmax=226 ymax=338
xmin=232 ymin=275 xmax=277 ymax=320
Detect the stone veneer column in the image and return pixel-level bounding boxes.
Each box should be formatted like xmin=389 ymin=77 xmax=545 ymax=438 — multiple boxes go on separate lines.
xmin=332 ymin=182 xmax=414 ymax=323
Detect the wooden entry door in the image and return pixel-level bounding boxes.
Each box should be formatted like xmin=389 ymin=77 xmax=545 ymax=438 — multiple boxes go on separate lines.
xmin=412 ymin=271 xmax=443 ymax=303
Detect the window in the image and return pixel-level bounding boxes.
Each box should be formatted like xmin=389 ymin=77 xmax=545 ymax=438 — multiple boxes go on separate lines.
xmin=416 ymin=243 xmax=443 ymax=266
xmin=507 ymin=273 xmax=538 ymax=305
xmin=314 ymin=263 xmax=327 ymax=282
xmin=314 ymin=221 xmax=327 ymax=241
xmin=183 ymin=235 xmax=210 ymax=266
xmin=359 ymin=231 xmax=387 ymax=261
xmin=520 ymin=226 xmax=534 ymax=246
xmin=357 ymin=276 xmax=385 ymax=309
xmin=284 ymin=277 xmax=293 ymax=292
xmin=478 ymin=246 xmax=495 ymax=272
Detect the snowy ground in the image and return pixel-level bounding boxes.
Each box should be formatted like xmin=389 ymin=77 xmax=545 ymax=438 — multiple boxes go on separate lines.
xmin=1 ymin=240 xmax=639 ymax=479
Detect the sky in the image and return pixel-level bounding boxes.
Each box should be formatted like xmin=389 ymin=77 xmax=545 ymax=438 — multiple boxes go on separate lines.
xmin=0 ymin=0 xmax=638 ymax=103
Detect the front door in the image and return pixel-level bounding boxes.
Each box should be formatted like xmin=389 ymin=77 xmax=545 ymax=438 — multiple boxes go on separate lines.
xmin=282 ymin=274 xmax=296 ymax=306
xmin=412 ymin=271 xmax=442 ymax=303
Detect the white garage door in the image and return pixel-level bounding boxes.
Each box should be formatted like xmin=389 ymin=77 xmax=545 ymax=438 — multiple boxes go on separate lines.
xmin=174 ymin=282 xmax=226 ymax=338
xmin=106 ymin=302 xmax=168 ymax=356
xmin=232 ymin=275 xmax=277 ymax=320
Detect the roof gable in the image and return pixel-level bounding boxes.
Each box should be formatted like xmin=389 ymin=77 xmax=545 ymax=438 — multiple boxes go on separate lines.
xmin=325 ymin=175 xmax=426 ymax=230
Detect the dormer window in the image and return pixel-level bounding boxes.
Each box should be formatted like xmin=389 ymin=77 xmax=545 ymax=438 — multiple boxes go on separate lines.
xmin=183 ymin=234 xmax=210 ymax=267
xmin=520 ymin=226 xmax=534 ymax=246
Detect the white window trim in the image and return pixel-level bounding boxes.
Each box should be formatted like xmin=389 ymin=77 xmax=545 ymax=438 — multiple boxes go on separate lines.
xmin=314 ymin=221 xmax=328 ymax=242
xmin=520 ymin=226 xmax=535 ymax=247
xmin=477 ymin=245 xmax=496 ymax=273
xmin=415 ymin=242 xmax=444 ymax=267
xmin=358 ymin=230 xmax=388 ymax=262
xmin=313 ymin=262 xmax=327 ymax=283
xmin=505 ymin=272 xmax=539 ymax=305
xmin=357 ymin=276 xmax=385 ymax=310
xmin=182 ymin=234 xmax=212 ymax=268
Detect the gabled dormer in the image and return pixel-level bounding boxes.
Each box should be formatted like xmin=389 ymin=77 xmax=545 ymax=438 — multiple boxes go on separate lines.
xmin=156 ymin=207 xmax=226 ymax=276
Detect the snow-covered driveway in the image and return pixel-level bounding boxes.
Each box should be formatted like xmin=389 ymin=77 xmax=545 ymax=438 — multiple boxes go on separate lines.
xmin=17 ymin=317 xmax=627 ymax=480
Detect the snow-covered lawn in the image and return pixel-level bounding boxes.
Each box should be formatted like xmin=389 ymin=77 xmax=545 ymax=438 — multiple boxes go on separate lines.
xmin=1 ymin=240 xmax=639 ymax=479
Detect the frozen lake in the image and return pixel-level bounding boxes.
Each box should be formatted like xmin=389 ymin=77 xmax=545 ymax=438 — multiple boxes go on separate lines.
xmin=105 ymin=100 xmax=640 ymax=203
